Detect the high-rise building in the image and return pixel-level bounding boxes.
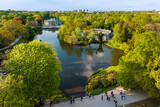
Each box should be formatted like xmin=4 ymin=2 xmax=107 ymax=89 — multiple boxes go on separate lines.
xmin=78 ymin=9 xmax=82 ymax=12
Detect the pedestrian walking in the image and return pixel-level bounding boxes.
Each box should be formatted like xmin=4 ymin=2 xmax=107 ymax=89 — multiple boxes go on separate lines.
xmin=81 ymin=96 xmax=83 ymax=102
xmin=112 ymin=93 xmax=114 ymax=97
xmin=111 ymin=91 xmax=113 ymax=95
xmin=50 ymin=101 xmax=52 ymax=107
xmin=122 ymin=93 xmax=125 ymax=100
xmin=72 ymin=97 xmax=75 ymax=103
xmin=89 ymin=93 xmax=91 ymax=100
xmin=111 ymin=91 xmax=114 ymax=97
xmin=70 ymin=99 xmax=72 ymax=104
xmin=107 ymin=95 xmax=110 ymax=101
xmin=114 ymin=97 xmax=117 ymax=107
xmin=121 ymin=94 xmax=123 ymax=100
xmin=108 ymin=95 xmax=110 ymax=101
xmin=115 ymin=103 xmax=118 ymax=107
xmin=120 ymin=90 xmax=123 ymax=95
xmin=101 ymin=95 xmax=103 ymax=100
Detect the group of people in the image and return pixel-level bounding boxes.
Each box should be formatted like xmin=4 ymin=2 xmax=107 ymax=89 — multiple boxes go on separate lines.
xmin=103 ymin=91 xmax=115 ymax=101
xmin=70 ymin=96 xmax=75 ymax=104
xmin=70 ymin=96 xmax=83 ymax=104
xmin=101 ymin=90 xmax=126 ymax=107
xmin=103 ymin=91 xmax=118 ymax=106
xmin=69 ymin=90 xmax=126 ymax=107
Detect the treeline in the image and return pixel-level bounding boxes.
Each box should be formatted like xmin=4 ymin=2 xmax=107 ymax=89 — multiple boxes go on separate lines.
xmin=85 ymin=11 xmax=160 ymax=100
xmin=110 ymin=11 xmax=160 ymax=100
xmin=0 ymin=10 xmax=60 ymax=48
xmin=111 ymin=13 xmax=160 ymax=52
xmin=58 ymin=11 xmax=121 ymax=44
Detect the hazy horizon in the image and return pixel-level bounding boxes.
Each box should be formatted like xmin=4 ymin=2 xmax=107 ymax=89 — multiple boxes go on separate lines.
xmin=0 ymin=0 xmax=160 ymax=11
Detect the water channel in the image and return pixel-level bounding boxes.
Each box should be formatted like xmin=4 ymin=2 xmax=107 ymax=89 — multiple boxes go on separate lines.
xmin=33 ymin=29 xmax=124 ymax=97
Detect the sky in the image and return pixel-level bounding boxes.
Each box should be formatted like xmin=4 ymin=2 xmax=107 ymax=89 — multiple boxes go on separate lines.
xmin=0 ymin=0 xmax=160 ymax=11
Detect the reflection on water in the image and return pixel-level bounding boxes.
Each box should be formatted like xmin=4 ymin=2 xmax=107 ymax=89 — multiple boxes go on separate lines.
xmin=33 ymin=29 xmax=124 ymax=97
xmin=111 ymin=48 xmax=124 ymax=66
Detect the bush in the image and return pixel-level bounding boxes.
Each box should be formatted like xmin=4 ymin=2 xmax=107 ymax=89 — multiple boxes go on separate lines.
xmin=85 ymin=67 xmax=117 ymax=95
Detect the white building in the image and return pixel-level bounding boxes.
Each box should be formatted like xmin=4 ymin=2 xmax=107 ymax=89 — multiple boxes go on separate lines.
xmin=44 ymin=18 xmax=62 ymax=26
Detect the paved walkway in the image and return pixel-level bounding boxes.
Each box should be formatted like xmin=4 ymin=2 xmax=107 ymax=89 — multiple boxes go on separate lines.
xmin=43 ymin=86 xmax=149 ymax=107
xmin=0 ymin=37 xmax=21 ymax=51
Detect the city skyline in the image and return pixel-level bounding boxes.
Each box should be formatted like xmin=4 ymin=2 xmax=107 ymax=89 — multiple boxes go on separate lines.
xmin=0 ymin=0 xmax=160 ymax=11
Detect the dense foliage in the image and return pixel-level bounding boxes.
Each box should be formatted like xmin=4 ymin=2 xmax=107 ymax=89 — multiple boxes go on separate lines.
xmin=1 ymin=10 xmax=160 ymax=102
xmin=108 ymin=12 xmax=160 ymax=101
xmin=0 ymin=10 xmax=54 ymax=48
xmin=0 ymin=20 xmax=29 ymax=48
xmin=57 ymin=12 xmax=121 ymax=44
xmin=79 ymin=11 xmax=160 ymax=101
xmin=111 ymin=13 xmax=160 ymax=52
xmin=116 ymin=32 xmax=160 ymax=100
xmin=85 ymin=67 xmax=117 ymax=95
xmin=0 ymin=41 xmax=61 ymax=106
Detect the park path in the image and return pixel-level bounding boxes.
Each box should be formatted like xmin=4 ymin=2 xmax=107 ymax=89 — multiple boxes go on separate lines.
xmin=0 ymin=36 xmax=21 ymax=51
xmin=42 ymin=86 xmax=149 ymax=107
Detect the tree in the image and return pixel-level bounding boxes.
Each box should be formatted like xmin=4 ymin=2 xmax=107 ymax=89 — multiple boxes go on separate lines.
xmin=25 ymin=20 xmax=35 ymax=37
xmin=91 ymin=19 xmax=104 ymax=29
xmin=14 ymin=17 xmax=25 ymax=25
xmin=3 ymin=20 xmax=29 ymax=38
xmin=87 ymin=31 xmax=94 ymax=43
xmin=0 ymin=27 xmax=15 ymax=48
xmin=2 ymin=41 xmax=61 ymax=105
xmin=71 ymin=27 xmax=82 ymax=41
xmin=0 ymin=74 xmax=32 ymax=107
xmin=57 ymin=25 xmax=67 ymax=40
xmin=104 ymin=16 xmax=119 ymax=31
xmin=116 ymin=32 xmax=160 ymax=100
xmin=112 ymin=24 xmax=124 ymax=44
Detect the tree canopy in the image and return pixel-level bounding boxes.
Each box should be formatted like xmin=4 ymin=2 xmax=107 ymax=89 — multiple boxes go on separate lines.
xmin=3 ymin=20 xmax=29 ymax=38
xmin=1 ymin=41 xmax=61 ymax=106
xmin=116 ymin=32 xmax=160 ymax=100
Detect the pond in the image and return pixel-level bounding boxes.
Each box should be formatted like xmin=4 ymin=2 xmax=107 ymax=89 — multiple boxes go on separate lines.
xmin=33 ymin=29 xmax=124 ymax=97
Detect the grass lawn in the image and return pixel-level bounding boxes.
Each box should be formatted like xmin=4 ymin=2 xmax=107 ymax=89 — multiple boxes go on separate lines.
xmin=89 ymin=85 xmax=118 ymax=96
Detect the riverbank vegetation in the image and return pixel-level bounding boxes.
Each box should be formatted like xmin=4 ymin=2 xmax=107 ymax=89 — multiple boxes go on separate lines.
xmin=85 ymin=67 xmax=118 ymax=95
xmin=0 ymin=10 xmax=53 ymax=49
xmin=57 ymin=11 xmax=160 ymax=46
xmin=57 ymin=11 xmax=121 ymax=44
xmin=85 ymin=11 xmax=160 ymax=101
xmin=1 ymin=10 xmax=160 ymax=104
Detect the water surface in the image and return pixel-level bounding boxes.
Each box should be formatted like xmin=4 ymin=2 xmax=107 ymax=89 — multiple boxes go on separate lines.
xmin=33 ymin=29 xmax=124 ymax=97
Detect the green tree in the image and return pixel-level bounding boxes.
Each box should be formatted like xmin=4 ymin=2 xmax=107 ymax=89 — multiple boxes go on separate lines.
xmin=0 ymin=74 xmax=32 ymax=107
xmin=104 ymin=16 xmax=119 ymax=31
xmin=0 ymin=27 xmax=15 ymax=48
xmin=25 ymin=20 xmax=35 ymax=37
xmin=112 ymin=24 xmax=124 ymax=44
xmin=71 ymin=27 xmax=83 ymax=41
xmin=2 ymin=41 xmax=61 ymax=105
xmin=87 ymin=31 xmax=94 ymax=43
xmin=58 ymin=25 xmax=67 ymax=40
xmin=3 ymin=20 xmax=29 ymax=38
xmin=116 ymin=32 xmax=160 ymax=100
